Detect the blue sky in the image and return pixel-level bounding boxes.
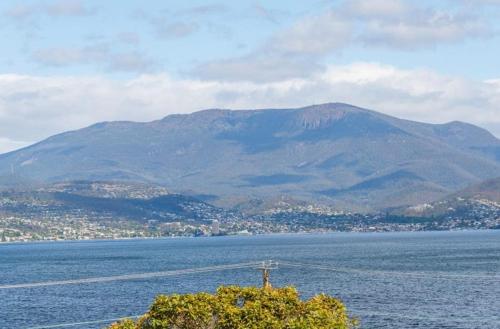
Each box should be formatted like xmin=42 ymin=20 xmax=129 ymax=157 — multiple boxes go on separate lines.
xmin=0 ymin=0 xmax=500 ymax=152
xmin=0 ymin=0 xmax=310 ymax=77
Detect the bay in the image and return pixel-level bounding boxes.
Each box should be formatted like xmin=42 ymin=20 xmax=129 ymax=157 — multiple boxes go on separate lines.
xmin=1 ymin=230 xmax=499 ymax=329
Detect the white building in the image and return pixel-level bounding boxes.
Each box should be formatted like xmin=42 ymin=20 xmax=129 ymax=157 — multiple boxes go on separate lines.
xmin=211 ymin=220 xmax=220 ymax=235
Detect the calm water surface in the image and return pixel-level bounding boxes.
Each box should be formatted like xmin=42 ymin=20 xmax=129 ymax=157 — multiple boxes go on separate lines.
xmin=1 ymin=230 xmax=499 ymax=329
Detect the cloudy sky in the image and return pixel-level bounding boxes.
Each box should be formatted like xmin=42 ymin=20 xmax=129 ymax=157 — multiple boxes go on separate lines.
xmin=1 ymin=0 xmax=499 ymax=153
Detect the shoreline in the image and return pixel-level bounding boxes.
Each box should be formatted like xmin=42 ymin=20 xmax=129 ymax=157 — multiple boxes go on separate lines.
xmin=1 ymin=227 xmax=497 ymax=246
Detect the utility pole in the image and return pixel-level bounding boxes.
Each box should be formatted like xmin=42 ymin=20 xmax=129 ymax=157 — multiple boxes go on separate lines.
xmin=257 ymin=260 xmax=278 ymax=289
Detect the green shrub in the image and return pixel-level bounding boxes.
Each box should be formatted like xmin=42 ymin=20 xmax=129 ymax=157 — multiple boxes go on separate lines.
xmin=109 ymin=286 xmax=357 ymax=329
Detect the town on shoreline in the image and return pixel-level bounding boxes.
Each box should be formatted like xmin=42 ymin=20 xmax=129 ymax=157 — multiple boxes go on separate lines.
xmin=2 ymin=211 xmax=498 ymax=243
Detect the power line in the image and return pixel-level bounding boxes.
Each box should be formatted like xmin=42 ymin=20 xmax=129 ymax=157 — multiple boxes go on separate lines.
xmin=355 ymin=310 xmax=499 ymax=325
xmin=279 ymin=261 xmax=500 ymax=282
xmin=3 ymin=259 xmax=497 ymax=290
xmin=0 ymin=262 xmax=260 ymax=290
xmin=25 ymin=315 xmax=141 ymax=329
xmin=9 ymin=259 xmax=499 ymax=329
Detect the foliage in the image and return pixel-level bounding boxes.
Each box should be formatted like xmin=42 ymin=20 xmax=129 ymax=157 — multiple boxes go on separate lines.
xmin=109 ymin=286 xmax=357 ymax=329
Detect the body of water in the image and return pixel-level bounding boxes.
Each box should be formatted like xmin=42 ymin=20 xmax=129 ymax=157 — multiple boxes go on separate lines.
xmin=1 ymin=230 xmax=499 ymax=328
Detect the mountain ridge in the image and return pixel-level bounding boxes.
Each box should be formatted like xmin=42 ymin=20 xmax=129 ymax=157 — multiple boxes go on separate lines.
xmin=0 ymin=103 xmax=499 ymax=211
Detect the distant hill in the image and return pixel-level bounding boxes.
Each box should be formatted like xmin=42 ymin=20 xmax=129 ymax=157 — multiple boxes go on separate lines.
xmin=0 ymin=103 xmax=499 ymax=211
xmin=0 ymin=181 xmax=221 ymax=223
xmin=44 ymin=180 xmax=170 ymax=199
xmin=451 ymin=177 xmax=500 ymax=202
xmin=396 ymin=177 xmax=500 ymax=220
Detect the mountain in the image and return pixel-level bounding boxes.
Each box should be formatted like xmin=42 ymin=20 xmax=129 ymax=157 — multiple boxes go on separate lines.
xmin=395 ymin=177 xmax=500 ymax=227
xmin=0 ymin=103 xmax=499 ymax=211
xmin=44 ymin=180 xmax=170 ymax=199
xmin=450 ymin=176 xmax=500 ymax=202
xmin=0 ymin=181 xmax=221 ymax=223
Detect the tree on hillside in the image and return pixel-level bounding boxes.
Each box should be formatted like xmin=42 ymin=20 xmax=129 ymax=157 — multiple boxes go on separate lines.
xmin=109 ymin=285 xmax=357 ymax=329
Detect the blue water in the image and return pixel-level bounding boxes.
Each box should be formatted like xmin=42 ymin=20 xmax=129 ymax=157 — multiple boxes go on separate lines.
xmin=1 ymin=230 xmax=499 ymax=329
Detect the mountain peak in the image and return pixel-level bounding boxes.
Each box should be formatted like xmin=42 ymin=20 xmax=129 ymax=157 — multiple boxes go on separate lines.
xmin=162 ymin=102 xmax=373 ymax=121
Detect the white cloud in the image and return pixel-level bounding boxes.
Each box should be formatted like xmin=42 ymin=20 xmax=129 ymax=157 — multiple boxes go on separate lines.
xmin=359 ymin=10 xmax=488 ymax=49
xmin=343 ymin=0 xmax=491 ymax=49
xmin=0 ymin=63 xmax=499 ymax=154
xmin=344 ymin=0 xmax=409 ymax=18
xmin=193 ymin=9 xmax=353 ymax=82
xmin=267 ymin=11 xmax=352 ymax=55
xmin=193 ymin=0 xmax=493 ymax=82
xmin=193 ymin=10 xmax=352 ymax=82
